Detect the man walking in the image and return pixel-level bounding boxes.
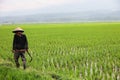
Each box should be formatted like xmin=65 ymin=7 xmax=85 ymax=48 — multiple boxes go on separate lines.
xmin=12 ymin=27 xmax=28 ymax=69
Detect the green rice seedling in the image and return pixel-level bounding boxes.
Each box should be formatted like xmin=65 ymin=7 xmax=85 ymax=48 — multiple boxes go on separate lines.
xmin=0 ymin=22 xmax=120 ymax=79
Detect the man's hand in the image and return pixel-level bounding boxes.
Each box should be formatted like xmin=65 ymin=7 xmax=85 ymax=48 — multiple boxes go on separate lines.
xmin=12 ymin=50 xmax=15 ymax=53
xmin=26 ymin=49 xmax=28 ymax=52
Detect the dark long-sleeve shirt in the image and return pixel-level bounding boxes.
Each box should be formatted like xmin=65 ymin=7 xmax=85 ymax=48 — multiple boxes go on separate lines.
xmin=13 ymin=34 xmax=28 ymax=50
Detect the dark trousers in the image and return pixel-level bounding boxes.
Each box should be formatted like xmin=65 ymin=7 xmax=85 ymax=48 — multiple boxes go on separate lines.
xmin=14 ymin=52 xmax=26 ymax=69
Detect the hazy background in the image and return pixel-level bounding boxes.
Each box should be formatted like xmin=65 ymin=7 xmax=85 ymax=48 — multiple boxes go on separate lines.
xmin=0 ymin=0 xmax=120 ymax=23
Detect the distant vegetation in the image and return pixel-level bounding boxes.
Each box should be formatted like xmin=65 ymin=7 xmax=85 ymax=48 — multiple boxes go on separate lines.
xmin=0 ymin=11 xmax=120 ymax=24
xmin=0 ymin=22 xmax=120 ymax=80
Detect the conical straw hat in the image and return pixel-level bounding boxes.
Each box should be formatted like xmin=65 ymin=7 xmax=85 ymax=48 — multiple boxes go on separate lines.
xmin=12 ymin=27 xmax=24 ymax=33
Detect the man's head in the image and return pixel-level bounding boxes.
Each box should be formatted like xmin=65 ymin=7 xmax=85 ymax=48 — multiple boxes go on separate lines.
xmin=12 ymin=27 xmax=24 ymax=36
xmin=12 ymin=27 xmax=24 ymax=33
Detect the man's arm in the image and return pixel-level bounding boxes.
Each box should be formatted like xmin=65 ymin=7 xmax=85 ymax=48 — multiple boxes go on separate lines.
xmin=24 ymin=35 xmax=28 ymax=50
xmin=12 ymin=35 xmax=16 ymax=53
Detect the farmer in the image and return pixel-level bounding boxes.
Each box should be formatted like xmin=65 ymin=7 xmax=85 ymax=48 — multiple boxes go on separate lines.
xmin=12 ymin=27 xmax=28 ymax=69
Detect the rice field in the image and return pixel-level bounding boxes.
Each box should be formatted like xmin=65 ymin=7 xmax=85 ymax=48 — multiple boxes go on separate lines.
xmin=0 ymin=22 xmax=120 ymax=80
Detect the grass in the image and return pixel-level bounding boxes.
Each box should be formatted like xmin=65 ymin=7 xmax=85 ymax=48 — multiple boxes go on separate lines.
xmin=0 ymin=22 xmax=120 ymax=80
